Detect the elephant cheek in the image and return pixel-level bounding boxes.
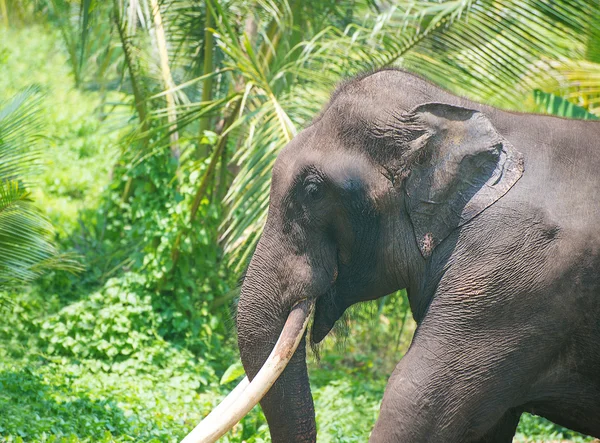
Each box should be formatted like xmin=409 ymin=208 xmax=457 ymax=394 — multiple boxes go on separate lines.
xmin=311 ymin=296 xmax=345 ymax=344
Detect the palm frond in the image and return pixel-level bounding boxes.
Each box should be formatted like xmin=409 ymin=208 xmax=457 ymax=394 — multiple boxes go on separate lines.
xmin=531 ymin=89 xmax=599 ymax=119
xmin=395 ymin=0 xmax=591 ymax=109
xmin=0 ymin=87 xmax=43 ymax=184
xmin=0 ymin=180 xmax=80 ymax=285
xmin=0 ymin=91 xmax=80 ymax=287
xmin=0 ymin=181 xmax=55 ymax=284
xmin=530 ymin=59 xmax=600 ymax=116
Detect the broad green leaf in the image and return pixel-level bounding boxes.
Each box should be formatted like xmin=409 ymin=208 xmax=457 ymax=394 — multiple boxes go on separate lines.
xmin=532 ymin=89 xmax=599 ymax=120
xmin=220 ymin=360 xmax=245 ymax=385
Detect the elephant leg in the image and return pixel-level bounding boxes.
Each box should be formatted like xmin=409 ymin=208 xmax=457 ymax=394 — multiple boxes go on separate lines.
xmin=470 ymin=408 xmax=522 ymax=443
xmin=369 ymin=300 xmax=560 ymax=443
xmin=370 ymin=347 xmax=521 ymax=443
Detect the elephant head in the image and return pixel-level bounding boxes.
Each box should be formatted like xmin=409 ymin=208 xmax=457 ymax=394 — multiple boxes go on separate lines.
xmin=186 ymin=69 xmax=524 ymax=443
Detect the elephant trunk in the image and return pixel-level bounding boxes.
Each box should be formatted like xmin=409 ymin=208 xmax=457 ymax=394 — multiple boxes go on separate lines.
xmin=180 ymin=297 xmax=314 ymax=443
xmin=236 ymin=261 xmax=317 ymax=443
xmin=182 ymin=224 xmax=330 ymax=443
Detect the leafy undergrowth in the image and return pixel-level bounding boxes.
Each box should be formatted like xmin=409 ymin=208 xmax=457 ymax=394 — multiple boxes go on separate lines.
xmin=0 ymin=288 xmax=592 ymax=442
xmin=515 ymin=415 xmax=594 ymax=443
xmin=0 ymin=286 xmax=236 ymax=443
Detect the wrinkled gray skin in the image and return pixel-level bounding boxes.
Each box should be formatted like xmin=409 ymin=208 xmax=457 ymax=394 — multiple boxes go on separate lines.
xmin=236 ymin=69 xmax=600 ymax=442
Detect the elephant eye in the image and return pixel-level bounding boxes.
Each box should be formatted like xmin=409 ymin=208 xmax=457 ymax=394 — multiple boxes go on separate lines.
xmin=303 ymin=178 xmax=324 ymax=202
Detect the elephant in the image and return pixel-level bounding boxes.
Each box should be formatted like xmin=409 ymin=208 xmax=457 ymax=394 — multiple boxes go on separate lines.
xmin=188 ymin=69 xmax=600 ymax=443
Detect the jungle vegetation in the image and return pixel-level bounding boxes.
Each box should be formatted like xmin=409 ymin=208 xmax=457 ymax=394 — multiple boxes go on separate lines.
xmin=0 ymin=0 xmax=598 ymax=441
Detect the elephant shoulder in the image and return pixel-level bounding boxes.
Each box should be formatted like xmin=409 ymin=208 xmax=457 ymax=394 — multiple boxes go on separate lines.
xmin=425 ymin=201 xmax=561 ymax=303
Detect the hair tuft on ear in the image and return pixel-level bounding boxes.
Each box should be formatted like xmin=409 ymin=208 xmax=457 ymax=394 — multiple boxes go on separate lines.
xmin=366 ymin=109 xmax=433 ymax=180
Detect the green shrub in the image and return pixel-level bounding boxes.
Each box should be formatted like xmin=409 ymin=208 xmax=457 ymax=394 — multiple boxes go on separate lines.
xmin=515 ymin=413 xmax=593 ymax=442
xmin=39 ymin=274 xmax=159 ymax=360
xmin=0 ymin=368 xmax=133 ymax=441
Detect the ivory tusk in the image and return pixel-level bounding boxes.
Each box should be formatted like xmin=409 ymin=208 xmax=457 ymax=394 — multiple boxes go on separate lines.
xmin=181 ymin=298 xmax=314 ymax=443
xmin=191 ymin=376 xmax=249 ymax=431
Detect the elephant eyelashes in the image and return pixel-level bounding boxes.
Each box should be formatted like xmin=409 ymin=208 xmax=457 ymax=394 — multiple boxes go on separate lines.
xmin=303 ymin=176 xmax=325 ymax=202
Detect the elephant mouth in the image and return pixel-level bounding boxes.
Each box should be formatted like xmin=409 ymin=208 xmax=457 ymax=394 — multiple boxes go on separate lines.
xmin=311 ymin=287 xmax=346 ymax=344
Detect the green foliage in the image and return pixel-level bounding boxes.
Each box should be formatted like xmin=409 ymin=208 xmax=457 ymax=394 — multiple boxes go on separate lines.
xmin=532 ymin=89 xmax=600 ymax=120
xmin=65 ymin=145 xmax=235 ymax=358
xmin=516 ymin=413 xmax=593 ymax=442
xmin=0 ymin=73 xmax=75 ymax=286
xmin=311 ymin=357 xmax=388 ymax=443
xmin=1 ymin=2 xmax=599 ymax=443
xmin=0 ymin=368 xmax=133 ymax=441
xmin=220 ymin=360 xmax=245 ymax=385
xmin=0 ymin=25 xmax=123 ymax=236
xmin=0 ymin=87 xmax=42 ymax=182
xmin=0 ymin=286 xmax=221 ymax=443
xmin=0 ymin=23 xmax=234 ymax=354
xmin=0 ymin=25 xmax=239 ymax=442
xmin=0 ymin=180 xmax=54 ymax=283
xmin=39 ymin=274 xmax=161 ymax=360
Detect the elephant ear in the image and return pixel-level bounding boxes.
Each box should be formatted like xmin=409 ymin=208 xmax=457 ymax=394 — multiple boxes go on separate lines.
xmin=404 ymin=103 xmax=524 ymax=257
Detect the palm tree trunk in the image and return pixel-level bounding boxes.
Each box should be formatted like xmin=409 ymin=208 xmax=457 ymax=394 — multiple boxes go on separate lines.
xmin=150 ymin=0 xmax=180 ymax=161
xmin=0 ymin=0 xmax=9 ymax=27
xmin=197 ymin=0 xmax=215 ymax=158
xmin=113 ymin=0 xmax=149 ymax=203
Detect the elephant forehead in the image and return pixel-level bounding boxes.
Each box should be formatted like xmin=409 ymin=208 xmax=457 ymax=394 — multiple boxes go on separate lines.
xmin=273 ymin=128 xmax=340 ymax=184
